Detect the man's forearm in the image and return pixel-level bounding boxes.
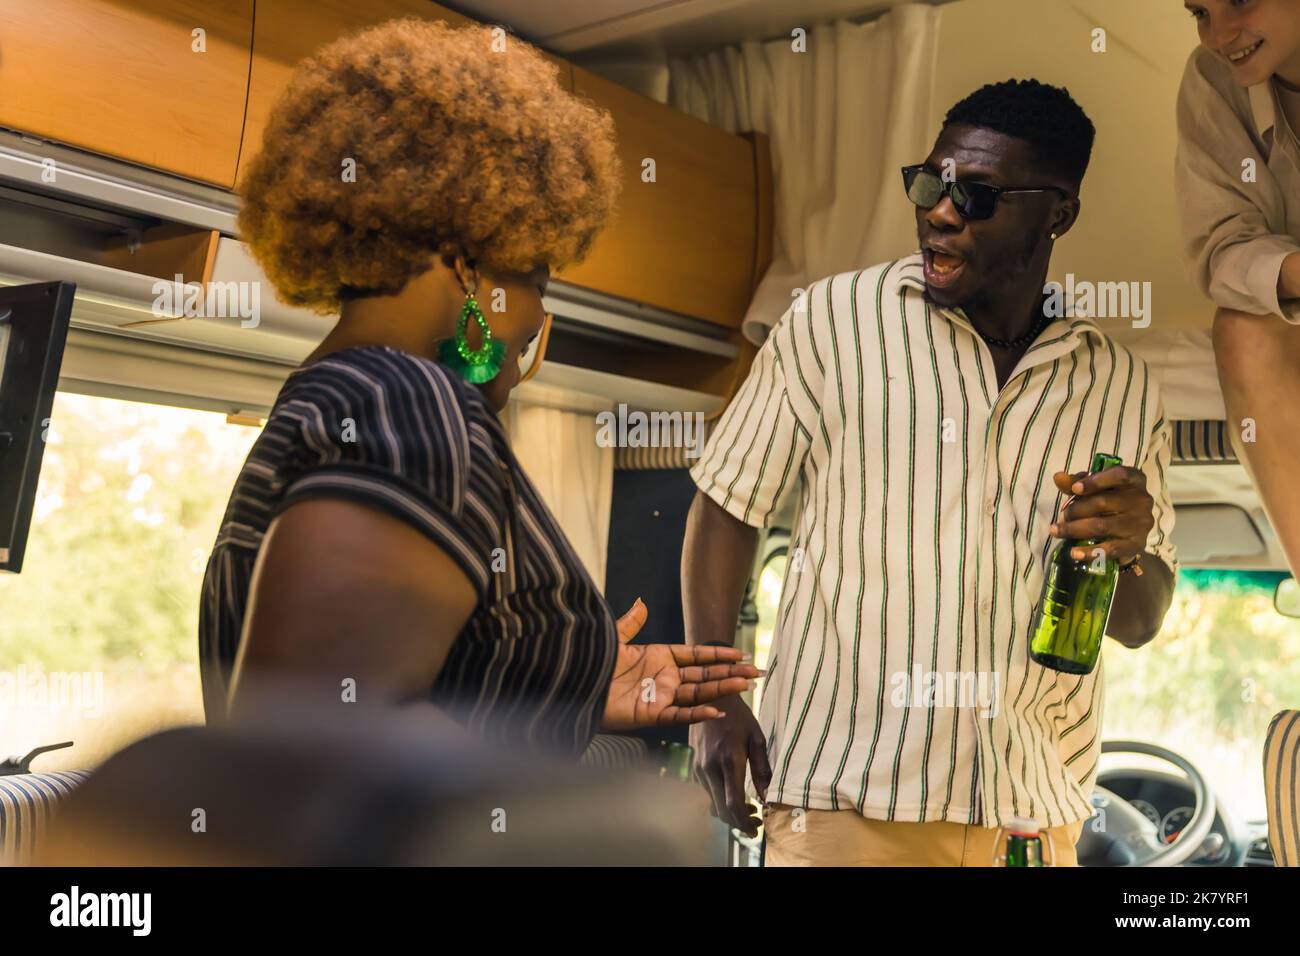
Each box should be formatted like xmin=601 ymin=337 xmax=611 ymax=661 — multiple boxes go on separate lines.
xmin=681 ymin=491 xmax=759 ymax=647
xmin=1106 ymin=555 xmax=1175 ymax=649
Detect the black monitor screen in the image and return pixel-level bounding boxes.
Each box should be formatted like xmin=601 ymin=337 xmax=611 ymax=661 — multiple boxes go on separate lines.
xmin=0 ymin=281 xmax=74 ymax=573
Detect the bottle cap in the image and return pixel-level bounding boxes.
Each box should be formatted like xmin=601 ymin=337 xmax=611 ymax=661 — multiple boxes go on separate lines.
xmin=1091 ymin=451 xmax=1123 ymax=472
xmin=1006 ymin=816 xmax=1041 ymax=836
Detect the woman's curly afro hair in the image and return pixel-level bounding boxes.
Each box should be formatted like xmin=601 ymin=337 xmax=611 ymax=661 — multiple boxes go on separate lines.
xmin=238 ymin=18 xmax=622 ymax=314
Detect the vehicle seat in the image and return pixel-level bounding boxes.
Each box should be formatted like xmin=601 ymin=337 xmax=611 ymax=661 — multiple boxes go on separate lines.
xmin=1264 ymin=710 xmax=1299 ymax=866
xmin=0 ymin=770 xmax=91 ymax=864
xmin=580 ymin=734 xmax=649 ymax=768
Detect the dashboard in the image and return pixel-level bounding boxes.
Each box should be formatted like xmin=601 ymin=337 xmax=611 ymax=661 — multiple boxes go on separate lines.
xmin=1096 ymin=768 xmax=1270 ymax=866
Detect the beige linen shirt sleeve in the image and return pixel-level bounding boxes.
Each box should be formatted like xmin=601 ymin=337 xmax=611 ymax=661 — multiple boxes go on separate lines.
xmin=690 ymin=282 xmax=827 ymax=528
xmin=1174 ymin=47 xmax=1300 ymax=323
xmin=1140 ymin=412 xmax=1178 ymax=575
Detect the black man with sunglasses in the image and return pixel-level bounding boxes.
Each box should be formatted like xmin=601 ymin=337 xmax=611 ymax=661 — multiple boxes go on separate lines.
xmin=681 ymin=79 xmax=1177 ymax=866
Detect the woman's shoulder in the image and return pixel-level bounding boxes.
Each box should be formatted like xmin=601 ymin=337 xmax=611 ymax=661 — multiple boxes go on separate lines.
xmin=1179 ymin=45 xmax=1248 ymax=112
xmin=284 ymin=345 xmax=483 ymax=408
xmin=269 ymin=345 xmax=508 ymax=476
xmin=1182 ymin=45 xmax=1226 ymax=85
xmin=275 ymin=346 xmax=500 ymax=434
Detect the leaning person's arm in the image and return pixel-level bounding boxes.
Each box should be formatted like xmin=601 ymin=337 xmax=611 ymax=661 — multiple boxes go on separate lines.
xmin=1175 ymin=49 xmax=1300 ymax=320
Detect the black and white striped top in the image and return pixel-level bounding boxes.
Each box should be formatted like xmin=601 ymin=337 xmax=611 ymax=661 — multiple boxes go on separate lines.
xmin=199 ymin=346 xmax=617 ymax=755
xmin=692 ymin=254 xmax=1178 ymax=829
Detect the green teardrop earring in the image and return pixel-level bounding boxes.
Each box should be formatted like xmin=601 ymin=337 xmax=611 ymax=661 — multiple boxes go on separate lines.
xmin=439 ymin=292 xmax=505 ymax=384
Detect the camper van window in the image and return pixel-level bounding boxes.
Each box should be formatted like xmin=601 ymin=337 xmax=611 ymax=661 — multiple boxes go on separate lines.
xmin=0 ymin=391 xmax=259 ymax=772
xmin=1102 ymin=570 xmax=1299 ymax=825
xmin=751 ymin=550 xmax=787 ymax=719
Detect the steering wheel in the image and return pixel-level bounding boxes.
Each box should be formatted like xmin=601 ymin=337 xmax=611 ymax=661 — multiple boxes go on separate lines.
xmin=1075 ymin=740 xmax=1216 ymax=867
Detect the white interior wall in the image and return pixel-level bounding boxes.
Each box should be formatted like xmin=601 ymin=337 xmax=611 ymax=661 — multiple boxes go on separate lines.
xmin=931 ymin=0 xmax=1210 ymax=332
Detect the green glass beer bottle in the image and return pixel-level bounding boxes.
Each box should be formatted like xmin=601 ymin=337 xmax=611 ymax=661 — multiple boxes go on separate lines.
xmin=1029 ymin=451 xmax=1124 ymax=675
xmin=996 ymin=818 xmax=1052 ymax=867
xmin=656 ymin=741 xmax=694 ymax=781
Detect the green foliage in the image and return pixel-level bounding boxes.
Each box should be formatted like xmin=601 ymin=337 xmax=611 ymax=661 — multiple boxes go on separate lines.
xmin=0 ymin=393 xmax=257 ymax=672
xmin=0 ymin=393 xmax=257 ymax=765
xmin=1103 ymin=571 xmax=1300 ymax=820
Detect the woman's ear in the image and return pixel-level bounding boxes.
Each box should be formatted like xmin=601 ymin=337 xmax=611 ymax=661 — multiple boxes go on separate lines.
xmin=450 ymin=254 xmax=478 ymax=298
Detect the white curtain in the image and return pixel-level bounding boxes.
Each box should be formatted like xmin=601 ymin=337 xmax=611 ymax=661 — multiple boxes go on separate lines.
xmin=668 ymin=4 xmax=942 ymax=344
xmin=500 ymin=3 xmax=941 ymax=584
xmin=503 ymin=399 xmax=614 ymax=590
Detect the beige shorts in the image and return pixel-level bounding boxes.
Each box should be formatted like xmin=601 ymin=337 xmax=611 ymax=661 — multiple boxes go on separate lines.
xmin=762 ymin=803 xmax=1085 ymax=867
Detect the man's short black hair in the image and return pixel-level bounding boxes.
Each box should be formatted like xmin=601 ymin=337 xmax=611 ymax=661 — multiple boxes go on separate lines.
xmin=942 ymin=79 xmax=1096 ymax=188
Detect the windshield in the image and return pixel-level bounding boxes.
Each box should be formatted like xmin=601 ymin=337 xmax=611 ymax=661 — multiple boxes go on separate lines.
xmin=0 ymin=391 xmax=259 ymax=771
xmin=1103 ymin=569 xmax=1300 ymax=823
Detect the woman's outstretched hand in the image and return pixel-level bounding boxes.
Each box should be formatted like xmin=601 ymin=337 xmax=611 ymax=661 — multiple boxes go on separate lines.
xmin=600 ymin=599 xmax=763 ymax=732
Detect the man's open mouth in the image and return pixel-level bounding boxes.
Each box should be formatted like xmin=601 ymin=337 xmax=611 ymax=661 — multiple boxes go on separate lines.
xmin=923 ymin=246 xmax=967 ymax=289
xmin=1227 ymin=39 xmax=1264 ymax=66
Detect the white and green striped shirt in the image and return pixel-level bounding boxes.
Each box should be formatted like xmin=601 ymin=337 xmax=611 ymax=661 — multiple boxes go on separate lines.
xmin=691 ymin=253 xmax=1177 ymax=828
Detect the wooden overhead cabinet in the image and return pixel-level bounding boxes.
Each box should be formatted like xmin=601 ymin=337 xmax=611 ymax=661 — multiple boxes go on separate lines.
xmin=0 ymin=0 xmax=253 ymax=187
xmin=558 ymin=67 xmax=767 ymax=331
xmin=0 ymin=0 xmax=770 ymax=334
xmin=239 ymin=5 xmax=766 ymax=330
xmin=238 ymin=0 xmax=574 ymax=181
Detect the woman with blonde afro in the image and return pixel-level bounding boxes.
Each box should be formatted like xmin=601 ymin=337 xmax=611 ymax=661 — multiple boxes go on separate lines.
xmin=200 ymin=19 xmax=759 ymax=754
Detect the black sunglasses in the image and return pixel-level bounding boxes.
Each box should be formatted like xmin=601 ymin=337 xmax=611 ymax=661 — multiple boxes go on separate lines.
xmin=901 ymin=165 xmax=1070 ymax=221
